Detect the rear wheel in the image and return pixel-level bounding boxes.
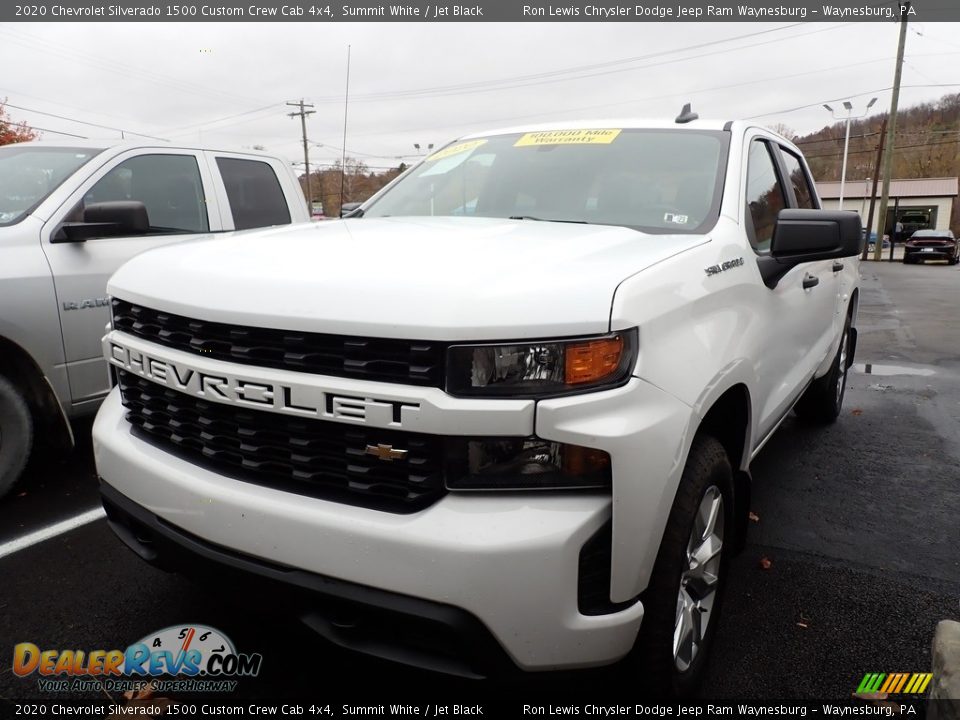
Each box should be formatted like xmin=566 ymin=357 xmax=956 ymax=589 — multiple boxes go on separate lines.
xmin=0 ymin=374 xmax=33 ymax=499
xmin=794 ymin=313 xmax=852 ymax=424
xmin=627 ymin=435 xmax=734 ymax=698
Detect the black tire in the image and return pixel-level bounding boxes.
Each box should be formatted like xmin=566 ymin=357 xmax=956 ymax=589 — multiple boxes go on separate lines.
xmin=0 ymin=374 xmax=33 ymax=499
xmin=793 ymin=313 xmax=852 ymax=424
xmin=626 ymin=434 xmax=734 ymax=698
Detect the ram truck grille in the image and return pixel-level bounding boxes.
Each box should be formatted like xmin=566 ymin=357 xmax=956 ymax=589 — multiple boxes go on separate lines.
xmin=117 ymin=370 xmax=446 ymax=513
xmin=111 ymin=299 xmax=447 ymax=388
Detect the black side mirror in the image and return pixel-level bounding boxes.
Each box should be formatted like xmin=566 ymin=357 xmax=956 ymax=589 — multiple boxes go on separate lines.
xmin=52 ymin=201 xmax=150 ymax=243
xmin=758 ymin=209 xmax=862 ymax=287
xmin=770 ymin=209 xmax=862 ymax=260
xmin=340 ymin=202 xmax=362 ymax=218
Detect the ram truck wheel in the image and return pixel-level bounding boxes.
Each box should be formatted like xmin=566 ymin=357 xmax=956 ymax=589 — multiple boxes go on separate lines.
xmin=0 ymin=374 xmax=33 ymax=499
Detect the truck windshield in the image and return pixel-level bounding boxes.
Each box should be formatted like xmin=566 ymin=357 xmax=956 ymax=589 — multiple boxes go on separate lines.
xmin=0 ymin=146 xmax=105 ymax=226
xmin=362 ymin=128 xmax=728 ymax=235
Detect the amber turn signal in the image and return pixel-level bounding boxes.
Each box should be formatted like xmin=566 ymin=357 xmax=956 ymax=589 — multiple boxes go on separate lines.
xmin=565 ymin=335 xmax=625 ymax=385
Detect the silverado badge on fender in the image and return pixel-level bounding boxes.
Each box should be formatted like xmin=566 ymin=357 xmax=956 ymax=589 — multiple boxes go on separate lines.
xmin=704 ymin=257 xmax=745 ymax=276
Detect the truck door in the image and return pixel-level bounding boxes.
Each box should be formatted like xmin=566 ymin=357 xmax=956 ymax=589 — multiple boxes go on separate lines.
xmin=775 ymin=143 xmax=845 ymax=344
xmin=743 ymin=136 xmax=838 ymax=439
xmin=40 ymin=150 xmax=219 ymax=408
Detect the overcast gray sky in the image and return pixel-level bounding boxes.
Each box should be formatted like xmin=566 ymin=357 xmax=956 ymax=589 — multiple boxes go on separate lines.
xmin=2 ymin=21 xmax=959 ymax=170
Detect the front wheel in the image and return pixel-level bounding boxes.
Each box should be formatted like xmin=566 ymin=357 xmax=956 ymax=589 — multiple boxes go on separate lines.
xmin=793 ymin=313 xmax=852 ymax=424
xmin=0 ymin=373 xmax=34 ymax=499
xmin=626 ymin=434 xmax=734 ymax=698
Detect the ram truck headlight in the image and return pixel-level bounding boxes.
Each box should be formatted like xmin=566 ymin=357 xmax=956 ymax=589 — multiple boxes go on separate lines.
xmin=446 ymin=438 xmax=611 ymax=490
xmin=445 ymin=329 xmax=637 ymax=398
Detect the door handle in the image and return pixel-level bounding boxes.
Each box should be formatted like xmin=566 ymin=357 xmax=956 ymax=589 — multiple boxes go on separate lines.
xmin=832 ymin=261 xmax=844 ymax=272
xmin=802 ymin=274 xmax=820 ymax=289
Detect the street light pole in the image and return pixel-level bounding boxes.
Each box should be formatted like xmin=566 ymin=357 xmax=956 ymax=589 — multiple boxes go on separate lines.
xmin=824 ymin=97 xmax=877 ymax=211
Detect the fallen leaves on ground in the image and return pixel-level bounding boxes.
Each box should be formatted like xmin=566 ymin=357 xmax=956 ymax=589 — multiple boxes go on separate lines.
xmin=759 ymin=556 xmax=773 ymax=570
xmin=749 ymin=511 xmax=760 ymax=523
xmin=851 ymin=408 xmax=864 ymax=416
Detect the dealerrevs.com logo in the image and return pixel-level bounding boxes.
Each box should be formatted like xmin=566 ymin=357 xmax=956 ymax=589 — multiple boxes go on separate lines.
xmin=13 ymin=624 xmax=262 ymax=693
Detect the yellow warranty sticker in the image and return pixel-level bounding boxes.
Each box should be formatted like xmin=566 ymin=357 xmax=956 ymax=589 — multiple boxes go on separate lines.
xmin=426 ymin=139 xmax=488 ymax=162
xmin=514 ymin=129 xmax=622 ymax=147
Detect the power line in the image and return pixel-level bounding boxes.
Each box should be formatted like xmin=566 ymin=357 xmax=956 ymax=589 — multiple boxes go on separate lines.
xmin=161 ymin=103 xmax=286 ymax=135
xmin=795 ymin=128 xmax=960 ymax=147
xmin=310 ymin=23 xmax=835 ymax=105
xmin=0 ymin=86 xmax=154 ymax=131
xmin=3 ymin=101 xmax=168 ymax=141
xmin=747 ymin=83 xmax=960 ymax=119
xmin=14 ymin=124 xmax=88 ymax=139
xmin=803 ymin=137 xmax=959 ymax=160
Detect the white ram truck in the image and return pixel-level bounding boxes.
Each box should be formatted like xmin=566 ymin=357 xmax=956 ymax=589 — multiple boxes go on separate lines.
xmin=93 ymin=118 xmax=861 ymax=695
xmin=0 ymin=140 xmax=309 ymax=497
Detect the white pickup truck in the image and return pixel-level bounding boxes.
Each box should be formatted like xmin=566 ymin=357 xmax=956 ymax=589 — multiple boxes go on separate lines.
xmin=0 ymin=141 xmax=309 ymax=497
xmin=94 ymin=118 xmax=861 ymax=695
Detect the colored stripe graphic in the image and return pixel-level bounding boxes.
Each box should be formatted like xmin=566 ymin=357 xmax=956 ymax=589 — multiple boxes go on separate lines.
xmin=892 ymin=673 xmax=910 ymax=693
xmin=858 ymin=672 xmax=932 ymax=695
xmin=904 ymin=673 xmax=933 ymax=694
xmin=857 ymin=673 xmax=886 ymax=693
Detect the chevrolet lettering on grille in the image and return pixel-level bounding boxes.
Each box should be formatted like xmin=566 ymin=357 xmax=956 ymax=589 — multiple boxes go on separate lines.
xmin=106 ymin=339 xmax=421 ymax=429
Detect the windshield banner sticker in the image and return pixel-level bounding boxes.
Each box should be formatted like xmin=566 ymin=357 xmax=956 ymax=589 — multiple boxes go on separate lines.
xmin=514 ymin=129 xmax=622 ymax=146
xmin=426 ymin=139 xmax=488 ymax=162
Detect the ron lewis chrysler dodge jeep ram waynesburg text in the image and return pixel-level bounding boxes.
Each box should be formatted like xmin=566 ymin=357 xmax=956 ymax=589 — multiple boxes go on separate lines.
xmin=93 ymin=116 xmax=862 ymax=694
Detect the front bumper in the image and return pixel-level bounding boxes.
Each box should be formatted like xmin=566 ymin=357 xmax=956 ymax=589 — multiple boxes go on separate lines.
xmin=100 ymin=481 xmax=516 ymax=678
xmin=94 ymin=389 xmax=648 ymax=672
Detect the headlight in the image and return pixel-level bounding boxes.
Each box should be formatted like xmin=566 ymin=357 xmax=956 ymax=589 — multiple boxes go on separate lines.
xmin=445 ymin=329 xmax=637 ymax=398
xmin=446 ymin=438 xmax=611 ymax=491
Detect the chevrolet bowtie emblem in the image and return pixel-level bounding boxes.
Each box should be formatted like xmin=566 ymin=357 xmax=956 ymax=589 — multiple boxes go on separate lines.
xmin=365 ymin=443 xmax=409 ymax=461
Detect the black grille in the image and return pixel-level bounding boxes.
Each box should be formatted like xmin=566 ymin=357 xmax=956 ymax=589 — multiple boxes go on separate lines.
xmin=111 ymin=299 xmax=447 ymax=387
xmin=117 ymin=370 xmax=446 ymax=513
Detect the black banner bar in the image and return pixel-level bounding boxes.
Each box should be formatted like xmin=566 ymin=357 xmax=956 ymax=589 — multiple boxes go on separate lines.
xmin=3 ymin=0 xmax=959 ymax=23
xmin=1 ymin=698 xmax=952 ymax=718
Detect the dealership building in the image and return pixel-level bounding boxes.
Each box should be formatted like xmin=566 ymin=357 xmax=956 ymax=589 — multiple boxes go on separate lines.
xmin=816 ymin=177 xmax=958 ymax=236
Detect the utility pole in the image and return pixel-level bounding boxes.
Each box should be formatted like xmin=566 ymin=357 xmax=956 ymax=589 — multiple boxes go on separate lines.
xmin=862 ymin=116 xmax=887 ymax=261
xmin=287 ymin=99 xmax=316 ymax=214
xmin=873 ymin=2 xmax=910 ymax=261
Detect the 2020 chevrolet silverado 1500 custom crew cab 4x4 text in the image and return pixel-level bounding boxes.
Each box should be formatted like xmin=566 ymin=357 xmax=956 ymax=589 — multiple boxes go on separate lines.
xmin=0 ymin=140 xmax=308 ymax=497
xmin=94 ymin=119 xmax=861 ymax=694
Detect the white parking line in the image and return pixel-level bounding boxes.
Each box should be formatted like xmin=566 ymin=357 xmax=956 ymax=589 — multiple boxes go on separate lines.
xmin=0 ymin=506 xmax=106 ymax=560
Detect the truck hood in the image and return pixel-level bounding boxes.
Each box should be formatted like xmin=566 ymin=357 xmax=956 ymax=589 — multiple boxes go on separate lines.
xmin=108 ymin=217 xmax=706 ymax=340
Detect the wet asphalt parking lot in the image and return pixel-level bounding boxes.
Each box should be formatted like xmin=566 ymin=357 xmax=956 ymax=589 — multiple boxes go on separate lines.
xmin=0 ymin=258 xmax=958 ymax=704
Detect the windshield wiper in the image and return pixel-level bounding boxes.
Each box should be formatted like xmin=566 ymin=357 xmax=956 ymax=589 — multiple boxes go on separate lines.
xmin=508 ymin=215 xmax=588 ymax=224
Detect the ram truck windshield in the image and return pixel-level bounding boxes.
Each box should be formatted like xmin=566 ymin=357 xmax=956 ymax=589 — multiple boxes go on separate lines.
xmin=0 ymin=146 xmax=104 ymax=226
